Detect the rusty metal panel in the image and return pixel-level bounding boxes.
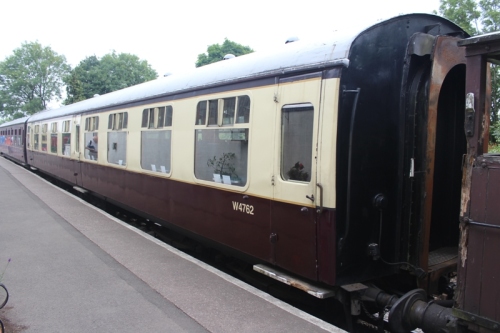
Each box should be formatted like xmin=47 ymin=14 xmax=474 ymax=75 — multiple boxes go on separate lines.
xmin=419 ymin=36 xmax=467 ymax=271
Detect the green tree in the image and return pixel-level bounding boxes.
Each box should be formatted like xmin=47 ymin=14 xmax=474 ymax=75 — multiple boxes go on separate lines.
xmin=436 ymin=0 xmax=481 ymax=35
xmin=437 ymin=0 xmax=500 ymax=141
xmin=0 ymin=41 xmax=70 ymax=117
xmin=63 ymin=55 xmax=99 ymax=104
xmin=64 ymin=52 xmax=158 ymax=105
xmin=195 ymin=39 xmax=253 ymax=67
xmin=480 ymin=0 xmax=500 ymax=32
xmin=480 ymin=0 xmax=500 ymax=129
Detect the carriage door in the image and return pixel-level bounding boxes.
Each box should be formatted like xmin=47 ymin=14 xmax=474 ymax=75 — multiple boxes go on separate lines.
xmin=271 ymin=72 xmax=322 ymax=280
xmin=73 ymin=114 xmax=83 ymax=187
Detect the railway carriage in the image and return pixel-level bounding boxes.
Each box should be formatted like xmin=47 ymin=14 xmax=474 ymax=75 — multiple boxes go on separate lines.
xmin=5 ymin=13 xmax=499 ymax=331
xmin=0 ymin=117 xmax=28 ymax=165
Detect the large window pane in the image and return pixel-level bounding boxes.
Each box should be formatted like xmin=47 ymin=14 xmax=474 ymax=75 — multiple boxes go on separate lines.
xmin=50 ymin=134 xmax=57 ymax=153
xmin=141 ymin=130 xmax=171 ymax=173
xmin=62 ymin=133 xmax=71 ymax=156
xmin=41 ymin=134 xmax=47 ymax=151
xmin=281 ymin=104 xmax=314 ymax=182
xmin=107 ymin=132 xmax=127 ymax=165
xmin=195 ymin=129 xmax=248 ymax=186
xmin=84 ymin=132 xmax=99 ymax=160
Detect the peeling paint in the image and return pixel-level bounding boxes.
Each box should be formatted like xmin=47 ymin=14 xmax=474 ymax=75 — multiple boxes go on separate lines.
xmin=459 ymin=222 xmax=468 ymax=268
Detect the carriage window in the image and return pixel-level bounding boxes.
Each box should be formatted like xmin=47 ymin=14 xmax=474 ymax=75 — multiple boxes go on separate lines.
xmin=165 ymin=106 xmax=173 ymax=127
xmin=142 ymin=107 xmax=172 ymax=129
xmin=157 ymin=107 xmax=165 ymax=128
xmin=108 ymin=112 xmax=128 ymax=130
xmin=207 ymin=100 xmax=218 ymax=125
xmin=195 ymin=129 xmax=249 ymax=186
xmin=141 ymin=107 xmax=173 ymax=173
xmin=196 ymin=96 xmax=250 ymax=126
xmin=27 ymin=126 xmax=31 ymax=149
xmin=107 ymin=132 xmax=127 ymax=166
xmin=34 ymin=125 xmax=39 ymax=150
xmin=84 ymin=116 xmax=99 ymax=160
xmin=75 ymin=125 xmax=80 ymax=153
xmin=236 ymin=95 xmax=250 ymax=123
xmin=281 ymin=103 xmax=314 ymax=182
xmin=62 ymin=121 xmax=71 ymax=156
xmin=222 ymin=98 xmax=236 ymax=125
xmin=196 ymin=101 xmax=207 ymax=125
xmin=41 ymin=124 xmax=48 ymax=152
xmin=50 ymin=122 xmax=58 ymax=153
xmin=107 ymin=112 xmax=128 ymax=166
xmin=84 ymin=132 xmax=98 ymax=161
xmin=63 ymin=120 xmax=71 ymax=133
xmin=50 ymin=133 xmax=57 ymax=153
xmin=142 ymin=109 xmax=149 ymax=127
xmin=194 ymin=95 xmax=250 ymax=186
xmin=141 ymin=131 xmax=172 ymax=173
xmin=85 ymin=116 xmax=99 ymax=131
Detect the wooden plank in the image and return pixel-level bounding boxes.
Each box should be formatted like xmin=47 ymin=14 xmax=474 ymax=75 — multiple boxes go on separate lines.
xmin=486 ymin=168 xmax=500 ymax=226
xmin=463 ymin=225 xmax=486 ymax=315
xmin=478 ymin=228 xmax=500 ymax=321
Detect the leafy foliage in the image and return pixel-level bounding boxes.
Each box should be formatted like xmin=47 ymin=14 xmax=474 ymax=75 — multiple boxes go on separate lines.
xmin=480 ymin=0 xmax=500 ymax=132
xmin=436 ymin=0 xmax=481 ymax=35
xmin=207 ymin=152 xmax=239 ymax=179
xmin=480 ymin=0 xmax=500 ymax=32
xmin=0 ymin=41 xmax=70 ymax=118
xmin=437 ymin=0 xmax=500 ymax=142
xmin=64 ymin=52 xmax=158 ymax=105
xmin=492 ymin=120 xmax=500 ymax=142
xmin=195 ymin=39 xmax=253 ymax=67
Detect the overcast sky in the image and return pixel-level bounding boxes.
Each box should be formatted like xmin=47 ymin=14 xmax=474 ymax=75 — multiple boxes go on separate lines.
xmin=1 ymin=0 xmax=442 ymax=104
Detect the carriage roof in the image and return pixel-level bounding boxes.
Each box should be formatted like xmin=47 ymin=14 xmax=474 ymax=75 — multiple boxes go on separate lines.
xmin=28 ymin=13 xmax=459 ymax=122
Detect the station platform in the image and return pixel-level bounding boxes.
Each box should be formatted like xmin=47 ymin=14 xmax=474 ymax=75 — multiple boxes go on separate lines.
xmin=0 ymin=157 xmax=344 ymax=333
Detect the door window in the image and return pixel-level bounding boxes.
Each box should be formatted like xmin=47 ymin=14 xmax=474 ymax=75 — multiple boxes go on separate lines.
xmin=281 ymin=103 xmax=314 ymax=182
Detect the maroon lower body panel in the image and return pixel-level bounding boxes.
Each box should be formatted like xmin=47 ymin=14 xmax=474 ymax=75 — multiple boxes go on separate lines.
xmin=30 ymin=152 xmax=79 ymax=185
xmin=80 ymin=162 xmax=272 ymax=264
xmin=29 ymin=154 xmax=337 ymax=284
xmin=1 ymin=145 xmax=25 ymax=165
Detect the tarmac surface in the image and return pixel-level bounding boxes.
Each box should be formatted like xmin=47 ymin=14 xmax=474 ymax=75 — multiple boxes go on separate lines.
xmin=0 ymin=157 xmax=345 ymax=333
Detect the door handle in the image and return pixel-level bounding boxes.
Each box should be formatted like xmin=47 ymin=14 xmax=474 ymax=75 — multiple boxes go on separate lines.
xmin=316 ymin=183 xmax=324 ymax=214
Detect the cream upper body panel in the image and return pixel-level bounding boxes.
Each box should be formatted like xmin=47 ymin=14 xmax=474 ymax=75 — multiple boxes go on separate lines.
xmin=25 ymin=77 xmax=340 ymax=209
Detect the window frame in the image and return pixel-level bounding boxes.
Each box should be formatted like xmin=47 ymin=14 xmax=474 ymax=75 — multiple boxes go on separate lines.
xmin=140 ymin=105 xmax=174 ymax=174
xmin=280 ymin=103 xmax=315 ymax=183
xmin=194 ymin=94 xmax=251 ymax=188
